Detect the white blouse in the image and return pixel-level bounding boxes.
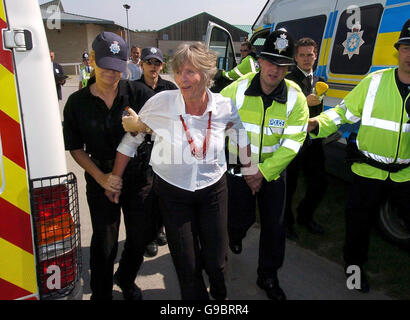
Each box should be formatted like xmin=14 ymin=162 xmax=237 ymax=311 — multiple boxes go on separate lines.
xmin=117 ymin=88 xmax=247 ymax=192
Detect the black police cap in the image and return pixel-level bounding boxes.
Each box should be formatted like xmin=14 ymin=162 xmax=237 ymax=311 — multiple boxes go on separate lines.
xmin=260 ymin=29 xmax=295 ymax=66
xmin=394 ymin=19 xmax=410 ymax=50
xmin=92 ymin=32 xmax=128 ymax=73
xmin=141 ymin=47 xmax=164 ymax=63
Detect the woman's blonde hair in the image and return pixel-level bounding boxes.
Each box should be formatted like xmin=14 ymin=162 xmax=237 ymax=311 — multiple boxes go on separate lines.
xmin=171 ymin=42 xmax=218 ymax=88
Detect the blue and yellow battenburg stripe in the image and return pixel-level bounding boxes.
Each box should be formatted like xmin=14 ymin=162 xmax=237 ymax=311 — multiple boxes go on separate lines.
xmin=317 ymin=1 xmax=409 ymax=100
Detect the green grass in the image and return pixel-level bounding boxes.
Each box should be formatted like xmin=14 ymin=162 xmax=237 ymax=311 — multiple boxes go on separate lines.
xmin=290 ymin=174 xmax=410 ymax=300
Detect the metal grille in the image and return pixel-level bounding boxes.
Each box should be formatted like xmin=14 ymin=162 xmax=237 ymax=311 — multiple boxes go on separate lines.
xmin=30 ymin=172 xmax=81 ymax=299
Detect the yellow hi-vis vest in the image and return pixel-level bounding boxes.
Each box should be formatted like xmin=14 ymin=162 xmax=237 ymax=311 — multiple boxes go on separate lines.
xmin=311 ymin=68 xmax=410 ymax=182
xmin=220 ymin=72 xmax=309 ymax=182
xmin=222 ymin=55 xmax=260 ymax=81
xmin=80 ymin=65 xmax=92 ymax=88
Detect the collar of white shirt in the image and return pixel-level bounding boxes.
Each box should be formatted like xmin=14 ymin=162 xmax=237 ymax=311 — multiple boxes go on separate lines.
xmin=297 ymin=66 xmax=313 ymax=79
xmin=174 ymin=88 xmax=218 ymax=116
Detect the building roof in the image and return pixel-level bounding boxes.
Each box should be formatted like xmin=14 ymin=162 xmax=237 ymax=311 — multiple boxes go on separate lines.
xmin=40 ymin=0 xmax=116 ymax=25
xmin=234 ymin=25 xmax=253 ymax=39
xmin=157 ymin=12 xmax=248 ymax=41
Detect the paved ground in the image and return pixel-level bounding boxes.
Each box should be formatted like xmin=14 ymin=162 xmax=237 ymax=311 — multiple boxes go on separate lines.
xmin=61 ymin=76 xmax=392 ymax=300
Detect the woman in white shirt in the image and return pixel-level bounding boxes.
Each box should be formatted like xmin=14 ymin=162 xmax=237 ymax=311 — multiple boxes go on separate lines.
xmin=111 ymin=42 xmax=250 ymax=300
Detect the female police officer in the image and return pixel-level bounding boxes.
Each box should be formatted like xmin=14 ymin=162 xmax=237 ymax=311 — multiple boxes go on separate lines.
xmin=63 ymin=32 xmax=155 ymax=300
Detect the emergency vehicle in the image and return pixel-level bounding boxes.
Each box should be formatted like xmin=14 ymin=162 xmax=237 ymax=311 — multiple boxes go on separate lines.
xmin=0 ymin=0 xmax=82 ymax=299
xmin=205 ymin=0 xmax=410 ymax=247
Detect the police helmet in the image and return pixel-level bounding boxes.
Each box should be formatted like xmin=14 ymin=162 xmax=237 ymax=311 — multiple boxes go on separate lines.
xmin=394 ymin=19 xmax=410 ymax=50
xmin=260 ymin=28 xmax=295 ymax=66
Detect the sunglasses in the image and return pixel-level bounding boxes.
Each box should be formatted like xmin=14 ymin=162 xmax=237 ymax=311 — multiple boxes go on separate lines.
xmin=144 ymin=59 xmax=162 ymax=66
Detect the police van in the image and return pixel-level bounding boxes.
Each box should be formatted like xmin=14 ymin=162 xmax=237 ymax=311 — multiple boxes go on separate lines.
xmin=0 ymin=0 xmax=82 ymax=299
xmin=205 ymin=0 xmax=410 ymax=247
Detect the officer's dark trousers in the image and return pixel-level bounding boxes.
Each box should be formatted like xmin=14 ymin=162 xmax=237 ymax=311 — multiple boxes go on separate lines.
xmin=344 ymin=173 xmax=410 ymax=267
xmin=227 ymin=173 xmax=286 ymax=279
xmin=285 ymin=138 xmax=327 ymax=227
xmin=85 ymin=161 xmax=153 ymax=300
xmin=154 ymin=174 xmax=228 ymax=300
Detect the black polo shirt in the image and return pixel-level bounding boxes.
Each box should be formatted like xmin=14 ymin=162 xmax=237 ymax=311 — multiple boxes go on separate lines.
xmin=63 ymin=79 xmax=155 ymax=160
xmin=135 ymin=75 xmax=178 ymax=93
xmin=245 ymin=72 xmax=288 ymax=109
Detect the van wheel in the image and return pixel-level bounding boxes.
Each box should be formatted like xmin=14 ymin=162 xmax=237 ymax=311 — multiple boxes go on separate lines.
xmin=378 ymin=198 xmax=410 ymax=250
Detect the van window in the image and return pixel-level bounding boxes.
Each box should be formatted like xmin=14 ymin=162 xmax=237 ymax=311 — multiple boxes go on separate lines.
xmin=329 ymin=4 xmax=383 ymax=75
xmin=208 ymin=26 xmax=236 ymax=72
xmin=276 ymin=15 xmax=327 ymax=59
xmin=251 ymin=29 xmax=270 ymax=55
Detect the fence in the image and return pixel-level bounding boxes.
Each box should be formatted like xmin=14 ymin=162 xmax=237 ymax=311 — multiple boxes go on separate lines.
xmin=60 ymin=63 xmax=81 ymax=75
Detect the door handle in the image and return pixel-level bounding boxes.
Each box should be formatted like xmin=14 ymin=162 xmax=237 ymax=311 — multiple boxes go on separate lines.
xmin=3 ymin=29 xmax=33 ymax=52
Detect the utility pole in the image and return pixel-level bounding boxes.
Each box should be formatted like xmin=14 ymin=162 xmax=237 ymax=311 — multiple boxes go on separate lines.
xmin=123 ymin=4 xmax=131 ymax=54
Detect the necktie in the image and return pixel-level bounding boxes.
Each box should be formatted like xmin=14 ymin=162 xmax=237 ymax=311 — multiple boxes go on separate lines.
xmin=304 ymin=75 xmax=313 ymax=95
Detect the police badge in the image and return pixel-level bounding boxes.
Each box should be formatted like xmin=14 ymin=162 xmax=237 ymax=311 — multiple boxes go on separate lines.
xmin=274 ymin=34 xmax=289 ymax=54
xmin=342 ymin=23 xmax=365 ymax=59
xmin=110 ymin=41 xmax=121 ymax=55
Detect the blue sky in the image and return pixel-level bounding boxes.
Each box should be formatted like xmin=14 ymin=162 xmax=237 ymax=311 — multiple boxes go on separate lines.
xmin=38 ymin=0 xmax=268 ymax=30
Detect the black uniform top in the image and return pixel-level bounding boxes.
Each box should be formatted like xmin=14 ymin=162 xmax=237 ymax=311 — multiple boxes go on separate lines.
xmin=136 ymin=75 xmax=178 ymax=93
xmin=395 ymin=69 xmax=410 ymax=120
xmin=286 ymin=67 xmax=325 ymax=118
xmin=63 ymin=79 xmax=155 ymax=160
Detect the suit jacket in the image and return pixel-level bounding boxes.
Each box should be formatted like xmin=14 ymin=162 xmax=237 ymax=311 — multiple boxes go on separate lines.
xmin=53 ymin=61 xmax=66 ymax=100
xmin=286 ymin=67 xmax=325 ymax=118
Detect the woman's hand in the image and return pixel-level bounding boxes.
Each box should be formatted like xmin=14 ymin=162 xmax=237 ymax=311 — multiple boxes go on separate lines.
xmin=97 ymin=172 xmax=122 ymax=192
xmin=122 ymin=107 xmax=147 ymax=132
xmin=105 ymin=190 xmax=121 ymax=204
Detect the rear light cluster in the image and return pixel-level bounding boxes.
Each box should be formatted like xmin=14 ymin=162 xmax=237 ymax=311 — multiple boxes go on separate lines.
xmin=31 ymin=173 xmax=81 ymax=299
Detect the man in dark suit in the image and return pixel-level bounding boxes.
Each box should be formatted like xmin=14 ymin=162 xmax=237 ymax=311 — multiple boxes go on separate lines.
xmin=285 ymin=37 xmax=328 ymax=239
xmin=50 ymin=51 xmax=66 ymax=100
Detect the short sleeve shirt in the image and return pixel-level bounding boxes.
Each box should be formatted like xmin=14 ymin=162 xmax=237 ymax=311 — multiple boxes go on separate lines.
xmin=118 ymin=89 xmax=247 ymax=191
xmin=63 ymin=79 xmax=155 ymax=160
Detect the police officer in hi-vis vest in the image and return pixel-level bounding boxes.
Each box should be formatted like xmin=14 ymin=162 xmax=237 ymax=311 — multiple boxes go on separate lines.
xmin=309 ymin=19 xmax=410 ymax=293
xmin=79 ymin=52 xmax=93 ymax=89
xmin=222 ymin=41 xmax=260 ymax=81
xmin=221 ymin=29 xmax=309 ymax=301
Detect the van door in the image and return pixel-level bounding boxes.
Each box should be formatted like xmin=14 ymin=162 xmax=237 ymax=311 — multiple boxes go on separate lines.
xmin=0 ymin=0 xmax=39 ymax=300
xmin=0 ymin=135 xmax=4 ymax=195
xmin=326 ymin=0 xmax=385 ymax=86
xmin=252 ymin=0 xmax=337 ymax=77
xmin=205 ymin=21 xmax=237 ymax=92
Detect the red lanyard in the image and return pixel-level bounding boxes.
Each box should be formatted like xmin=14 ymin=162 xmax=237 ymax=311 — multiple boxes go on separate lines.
xmin=180 ymin=111 xmax=212 ymax=160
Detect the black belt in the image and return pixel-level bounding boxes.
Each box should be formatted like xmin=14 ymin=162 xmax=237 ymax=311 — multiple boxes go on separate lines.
xmin=345 ymin=143 xmax=410 ymax=173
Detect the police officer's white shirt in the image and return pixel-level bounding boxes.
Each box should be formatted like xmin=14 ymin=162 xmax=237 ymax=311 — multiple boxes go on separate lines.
xmin=117 ymin=89 xmax=247 ymax=192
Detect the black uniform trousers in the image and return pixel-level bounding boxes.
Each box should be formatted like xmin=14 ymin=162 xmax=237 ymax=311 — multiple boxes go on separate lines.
xmin=85 ymin=159 xmax=154 ymax=300
xmin=285 ymin=138 xmax=328 ymax=227
xmin=227 ymin=172 xmax=286 ymax=279
xmin=344 ymin=173 xmax=410 ymax=267
xmin=154 ymin=174 xmax=228 ymax=300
